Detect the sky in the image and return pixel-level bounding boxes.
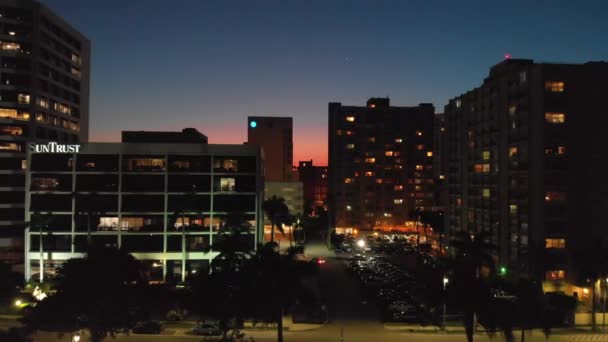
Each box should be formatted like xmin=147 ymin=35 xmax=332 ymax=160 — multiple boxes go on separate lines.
xmin=42 ymin=0 xmax=608 ymax=165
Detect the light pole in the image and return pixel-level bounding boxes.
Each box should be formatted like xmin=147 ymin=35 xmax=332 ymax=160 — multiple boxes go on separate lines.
xmin=604 ymin=278 xmax=608 ymax=330
xmin=443 ymin=276 xmax=449 ymax=329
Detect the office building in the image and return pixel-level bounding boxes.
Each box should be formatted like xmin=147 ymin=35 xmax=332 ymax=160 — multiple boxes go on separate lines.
xmin=24 ymin=137 xmax=264 ymax=282
xmin=328 ymin=98 xmax=435 ymax=232
xmin=444 ymin=58 xmax=608 ymax=288
xmin=297 ymin=160 xmax=328 ymax=215
xmin=0 ymin=0 xmax=90 ymax=265
xmin=247 ymin=116 xmax=293 ymax=181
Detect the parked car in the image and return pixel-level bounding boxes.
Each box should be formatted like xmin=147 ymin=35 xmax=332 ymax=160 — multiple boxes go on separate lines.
xmin=192 ymin=321 xmax=222 ymax=336
xmin=132 ymin=321 xmax=162 ymax=334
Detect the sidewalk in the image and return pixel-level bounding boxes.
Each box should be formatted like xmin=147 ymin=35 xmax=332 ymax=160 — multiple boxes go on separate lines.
xmin=384 ymin=322 xmax=608 ymax=335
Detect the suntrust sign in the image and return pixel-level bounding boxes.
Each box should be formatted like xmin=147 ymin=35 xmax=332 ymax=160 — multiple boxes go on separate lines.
xmin=29 ymin=142 xmax=81 ymax=153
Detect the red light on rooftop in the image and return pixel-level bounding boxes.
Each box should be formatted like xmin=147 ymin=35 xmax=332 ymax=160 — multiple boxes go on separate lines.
xmin=504 ymin=53 xmax=511 ymax=59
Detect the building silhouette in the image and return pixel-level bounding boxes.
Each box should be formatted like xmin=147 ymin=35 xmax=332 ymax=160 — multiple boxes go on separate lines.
xmin=0 ymin=0 xmax=90 ymax=265
xmin=297 ymin=160 xmax=328 ymax=215
xmin=247 ymin=116 xmax=293 ymax=182
xmin=328 ymin=98 xmax=435 ymax=232
xmin=444 ymin=58 xmax=608 ymax=288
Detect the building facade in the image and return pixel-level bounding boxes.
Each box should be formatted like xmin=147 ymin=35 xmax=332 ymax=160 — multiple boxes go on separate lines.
xmin=0 ymin=0 xmax=90 ymax=264
xmin=328 ymin=98 xmax=435 ymax=232
xmin=297 ymin=160 xmax=328 ymax=215
xmin=24 ymin=142 xmax=264 ymax=282
xmin=444 ymin=58 xmax=608 ymax=286
xmin=247 ymin=116 xmax=293 ymax=182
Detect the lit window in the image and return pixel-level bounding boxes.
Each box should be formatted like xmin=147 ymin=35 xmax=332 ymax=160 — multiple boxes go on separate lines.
xmin=336 ymin=129 xmax=342 ymax=136
xmin=394 ymin=138 xmax=402 ymax=143
xmin=21 ymin=160 xmax=27 ymax=170
xmin=545 ymin=81 xmax=564 ymax=92
xmin=344 ymin=178 xmax=353 ymax=184
xmin=395 ymin=165 xmax=402 ymax=169
xmin=17 ymin=94 xmax=30 ymax=104
xmin=369 ymin=104 xmax=376 ymax=108
xmin=456 ymin=198 xmax=462 ymax=206
xmin=508 ymin=105 xmax=517 ymax=115
xmin=415 ymin=165 xmax=423 ymax=171
xmin=557 ymin=146 xmax=566 ymax=154
xmin=365 ymin=158 xmax=375 ymax=163
xmin=220 ymin=177 xmax=235 ymax=192
xmin=346 ymin=116 xmax=355 ymax=122
xmin=482 ymin=188 xmax=490 ymax=198
xmin=455 ymin=100 xmax=461 ymax=108
xmin=36 ymin=97 xmax=49 ymax=108
xmin=545 ymin=270 xmax=565 ymax=280
xmin=0 ymin=142 xmax=21 ymax=151
xmin=345 ymin=143 xmax=355 ymax=149
xmin=416 ymin=144 xmax=424 ymax=150
xmin=439 ymin=175 xmax=445 ymax=180
xmin=1 ymin=42 xmax=20 ymax=51
xmin=346 ymin=130 xmax=354 ymax=136
xmin=545 ymin=192 xmax=566 ymax=201
xmin=545 ymin=238 xmax=566 ymax=249
xmin=375 ymin=179 xmax=383 ymax=184
xmin=509 ymin=204 xmax=517 ymax=214
xmin=426 ymin=151 xmax=433 ymax=157
xmin=71 ymin=53 xmax=81 ymax=65
xmin=368 ymin=137 xmax=376 ymax=142
xmin=509 ymin=147 xmax=518 ymax=157
xmin=394 ymin=199 xmax=403 ymax=205
xmin=474 ymin=164 xmax=490 ymax=174
xmin=394 ymin=185 xmax=403 ymax=191
xmin=353 ymin=171 xmax=359 ymax=177
xmin=35 ymin=113 xmax=45 ymax=122
xmin=365 ymin=171 xmax=373 ymax=177
xmin=53 ymin=103 xmax=71 ymax=115
xmin=545 ymin=112 xmax=565 ymax=124
xmin=214 ymin=159 xmax=238 ymax=172
xmin=71 ymin=67 xmax=81 ymax=78
xmin=385 ymin=151 xmax=394 ymax=157
xmin=416 ymin=131 xmax=423 ymax=136
xmin=482 ymin=151 xmax=490 ymax=160
xmin=0 ymin=108 xmax=29 ymax=121
xmin=415 ymin=185 xmax=422 ymax=191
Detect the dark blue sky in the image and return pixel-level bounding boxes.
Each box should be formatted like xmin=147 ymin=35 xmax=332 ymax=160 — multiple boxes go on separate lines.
xmin=42 ymin=0 xmax=608 ymax=164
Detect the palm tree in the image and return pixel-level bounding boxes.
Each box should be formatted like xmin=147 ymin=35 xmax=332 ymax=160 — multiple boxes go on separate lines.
xmin=170 ymin=186 xmax=198 ymax=282
xmin=262 ymin=196 xmax=289 ymax=244
xmin=27 ymin=212 xmax=53 ymax=282
xmin=72 ymin=192 xmax=102 ymax=246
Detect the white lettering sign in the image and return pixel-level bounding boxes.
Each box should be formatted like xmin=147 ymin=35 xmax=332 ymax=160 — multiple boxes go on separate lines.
xmin=29 ymin=142 xmax=81 ymax=154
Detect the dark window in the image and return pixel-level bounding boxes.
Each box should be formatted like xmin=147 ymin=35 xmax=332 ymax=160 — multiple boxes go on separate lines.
xmin=168 ymin=155 xmax=211 ymax=172
xmin=76 ymin=174 xmax=118 ymax=192
xmin=75 ymin=194 xmax=118 ymax=212
xmin=0 ymin=157 xmax=24 ymax=170
xmin=29 ymin=214 xmax=71 ymax=232
xmin=30 ymin=234 xmax=71 ymax=252
xmin=0 ymin=174 xmax=24 ymax=187
xmin=30 ymin=154 xmax=73 ymax=171
xmin=167 ymin=235 xmax=182 ymax=252
xmin=76 ymin=155 xmax=119 ymax=172
xmin=30 ymin=194 xmax=72 ymax=211
xmin=122 ymin=235 xmax=163 ymax=252
xmin=74 ymin=235 xmax=117 ymax=252
xmin=121 ymin=195 xmax=164 ymax=212
xmin=168 ymin=175 xmax=210 ymax=192
xmin=0 ymin=191 xmax=23 ymax=204
xmin=186 ymin=235 xmax=210 ymax=252
xmin=167 ymin=195 xmax=210 ymax=212
xmin=122 ymin=174 xmax=165 ymax=192
xmin=213 ymin=194 xmax=256 ymax=212
xmin=0 ymin=208 xmax=24 ymax=220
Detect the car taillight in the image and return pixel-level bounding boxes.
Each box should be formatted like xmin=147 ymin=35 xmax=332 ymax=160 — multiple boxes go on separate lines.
xmin=317 ymin=259 xmax=326 ymax=264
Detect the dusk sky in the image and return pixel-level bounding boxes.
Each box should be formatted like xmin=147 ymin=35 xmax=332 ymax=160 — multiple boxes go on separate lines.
xmin=43 ymin=0 xmax=608 ymax=165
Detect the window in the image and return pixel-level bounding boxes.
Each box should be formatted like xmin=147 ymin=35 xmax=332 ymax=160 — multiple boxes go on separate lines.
xmin=394 ymin=199 xmax=403 ymax=204
xmin=365 ymin=158 xmax=375 ymax=163
xmin=344 ymin=178 xmax=353 ymax=184
xmin=37 ymin=98 xmax=49 ymax=109
xmin=365 ymin=171 xmax=373 ymax=177
xmin=1 ymin=42 xmax=20 ymax=51
xmin=394 ymin=185 xmax=403 ymax=191
xmin=416 ymin=144 xmax=424 ymax=150
xmin=474 ymin=163 xmax=490 ymax=173
xmin=17 ymin=94 xmax=30 ymax=104
xmin=519 ymin=71 xmax=527 ymax=84
xmin=71 ymin=53 xmax=81 ymax=65
xmin=0 ymin=142 xmax=21 ymax=151
xmin=98 ymin=217 xmax=119 ymax=231
xmin=545 ymin=270 xmax=565 ymax=281
xmin=394 ymin=138 xmax=402 ymax=143
xmin=482 ymin=188 xmax=491 ymax=198
xmin=545 ymin=112 xmax=565 ymax=124
xmin=416 ymin=131 xmax=423 ymax=136
xmin=482 ymin=151 xmax=490 ymax=160
xmin=557 ymin=146 xmax=566 ymax=155
xmin=0 ymin=125 xmax=23 ymax=136
xmin=346 ymin=116 xmax=355 ymax=122
xmin=124 ymin=157 xmax=166 ymax=171
xmin=214 ymin=159 xmax=238 ymax=172
xmin=545 ymin=238 xmax=566 ymax=249
xmin=219 ymin=177 xmax=235 ymax=192
xmin=345 ymin=143 xmax=355 ymax=149
xmin=375 ymin=178 xmax=383 ymax=184
xmin=545 ymin=81 xmax=564 ymax=92
xmin=439 ymin=175 xmax=445 ymax=180
xmin=368 ymin=137 xmax=376 ymax=142
xmin=53 ymin=103 xmax=71 ymax=115
xmin=336 ymin=129 xmax=342 ymax=136
xmin=508 ymin=105 xmax=517 ymax=115
xmin=509 ymin=147 xmax=518 ymax=157
xmin=415 ymin=165 xmax=423 ymax=171
xmin=385 ymin=151 xmax=394 ymax=157
xmin=545 ymin=192 xmax=566 ymax=201
xmin=426 ymin=151 xmax=433 ymax=157
xmin=345 ymin=130 xmax=354 ymax=136
xmin=509 ymin=204 xmax=518 ymax=214
xmin=71 ymin=67 xmax=81 ymax=78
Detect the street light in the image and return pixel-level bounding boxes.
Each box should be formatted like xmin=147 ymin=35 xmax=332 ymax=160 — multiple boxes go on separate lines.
xmin=443 ymin=276 xmax=449 ymax=329
xmin=72 ymin=333 xmax=81 ymax=342
xmin=357 ymin=239 xmax=366 ymax=248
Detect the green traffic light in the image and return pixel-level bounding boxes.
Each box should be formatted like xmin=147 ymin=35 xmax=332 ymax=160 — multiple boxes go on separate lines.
xmin=499 ymin=266 xmax=507 ymax=275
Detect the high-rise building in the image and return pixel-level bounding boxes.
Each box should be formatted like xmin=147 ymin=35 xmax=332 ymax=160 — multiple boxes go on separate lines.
xmin=24 ymin=134 xmax=264 ymax=282
xmin=247 ymin=116 xmax=293 ymax=182
xmin=297 ymin=160 xmax=328 ymax=215
xmin=328 ymin=98 xmax=435 ymax=233
xmin=0 ymin=0 xmax=90 ymax=265
xmin=444 ymin=59 xmax=608 ymax=288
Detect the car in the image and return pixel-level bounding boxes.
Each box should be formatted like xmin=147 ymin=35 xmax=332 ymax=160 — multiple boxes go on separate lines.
xmin=132 ymin=321 xmax=162 ymax=334
xmin=192 ymin=321 xmax=222 ymax=336
xmin=311 ymin=257 xmax=326 ymax=265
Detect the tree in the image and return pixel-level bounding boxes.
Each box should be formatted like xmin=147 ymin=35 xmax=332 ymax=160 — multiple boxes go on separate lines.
xmin=573 ymin=240 xmax=608 ymax=331
xmin=0 ymin=261 xmax=21 ymax=304
xmin=22 ymin=246 xmax=148 ymax=342
xmin=263 ymin=196 xmax=290 ymax=243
